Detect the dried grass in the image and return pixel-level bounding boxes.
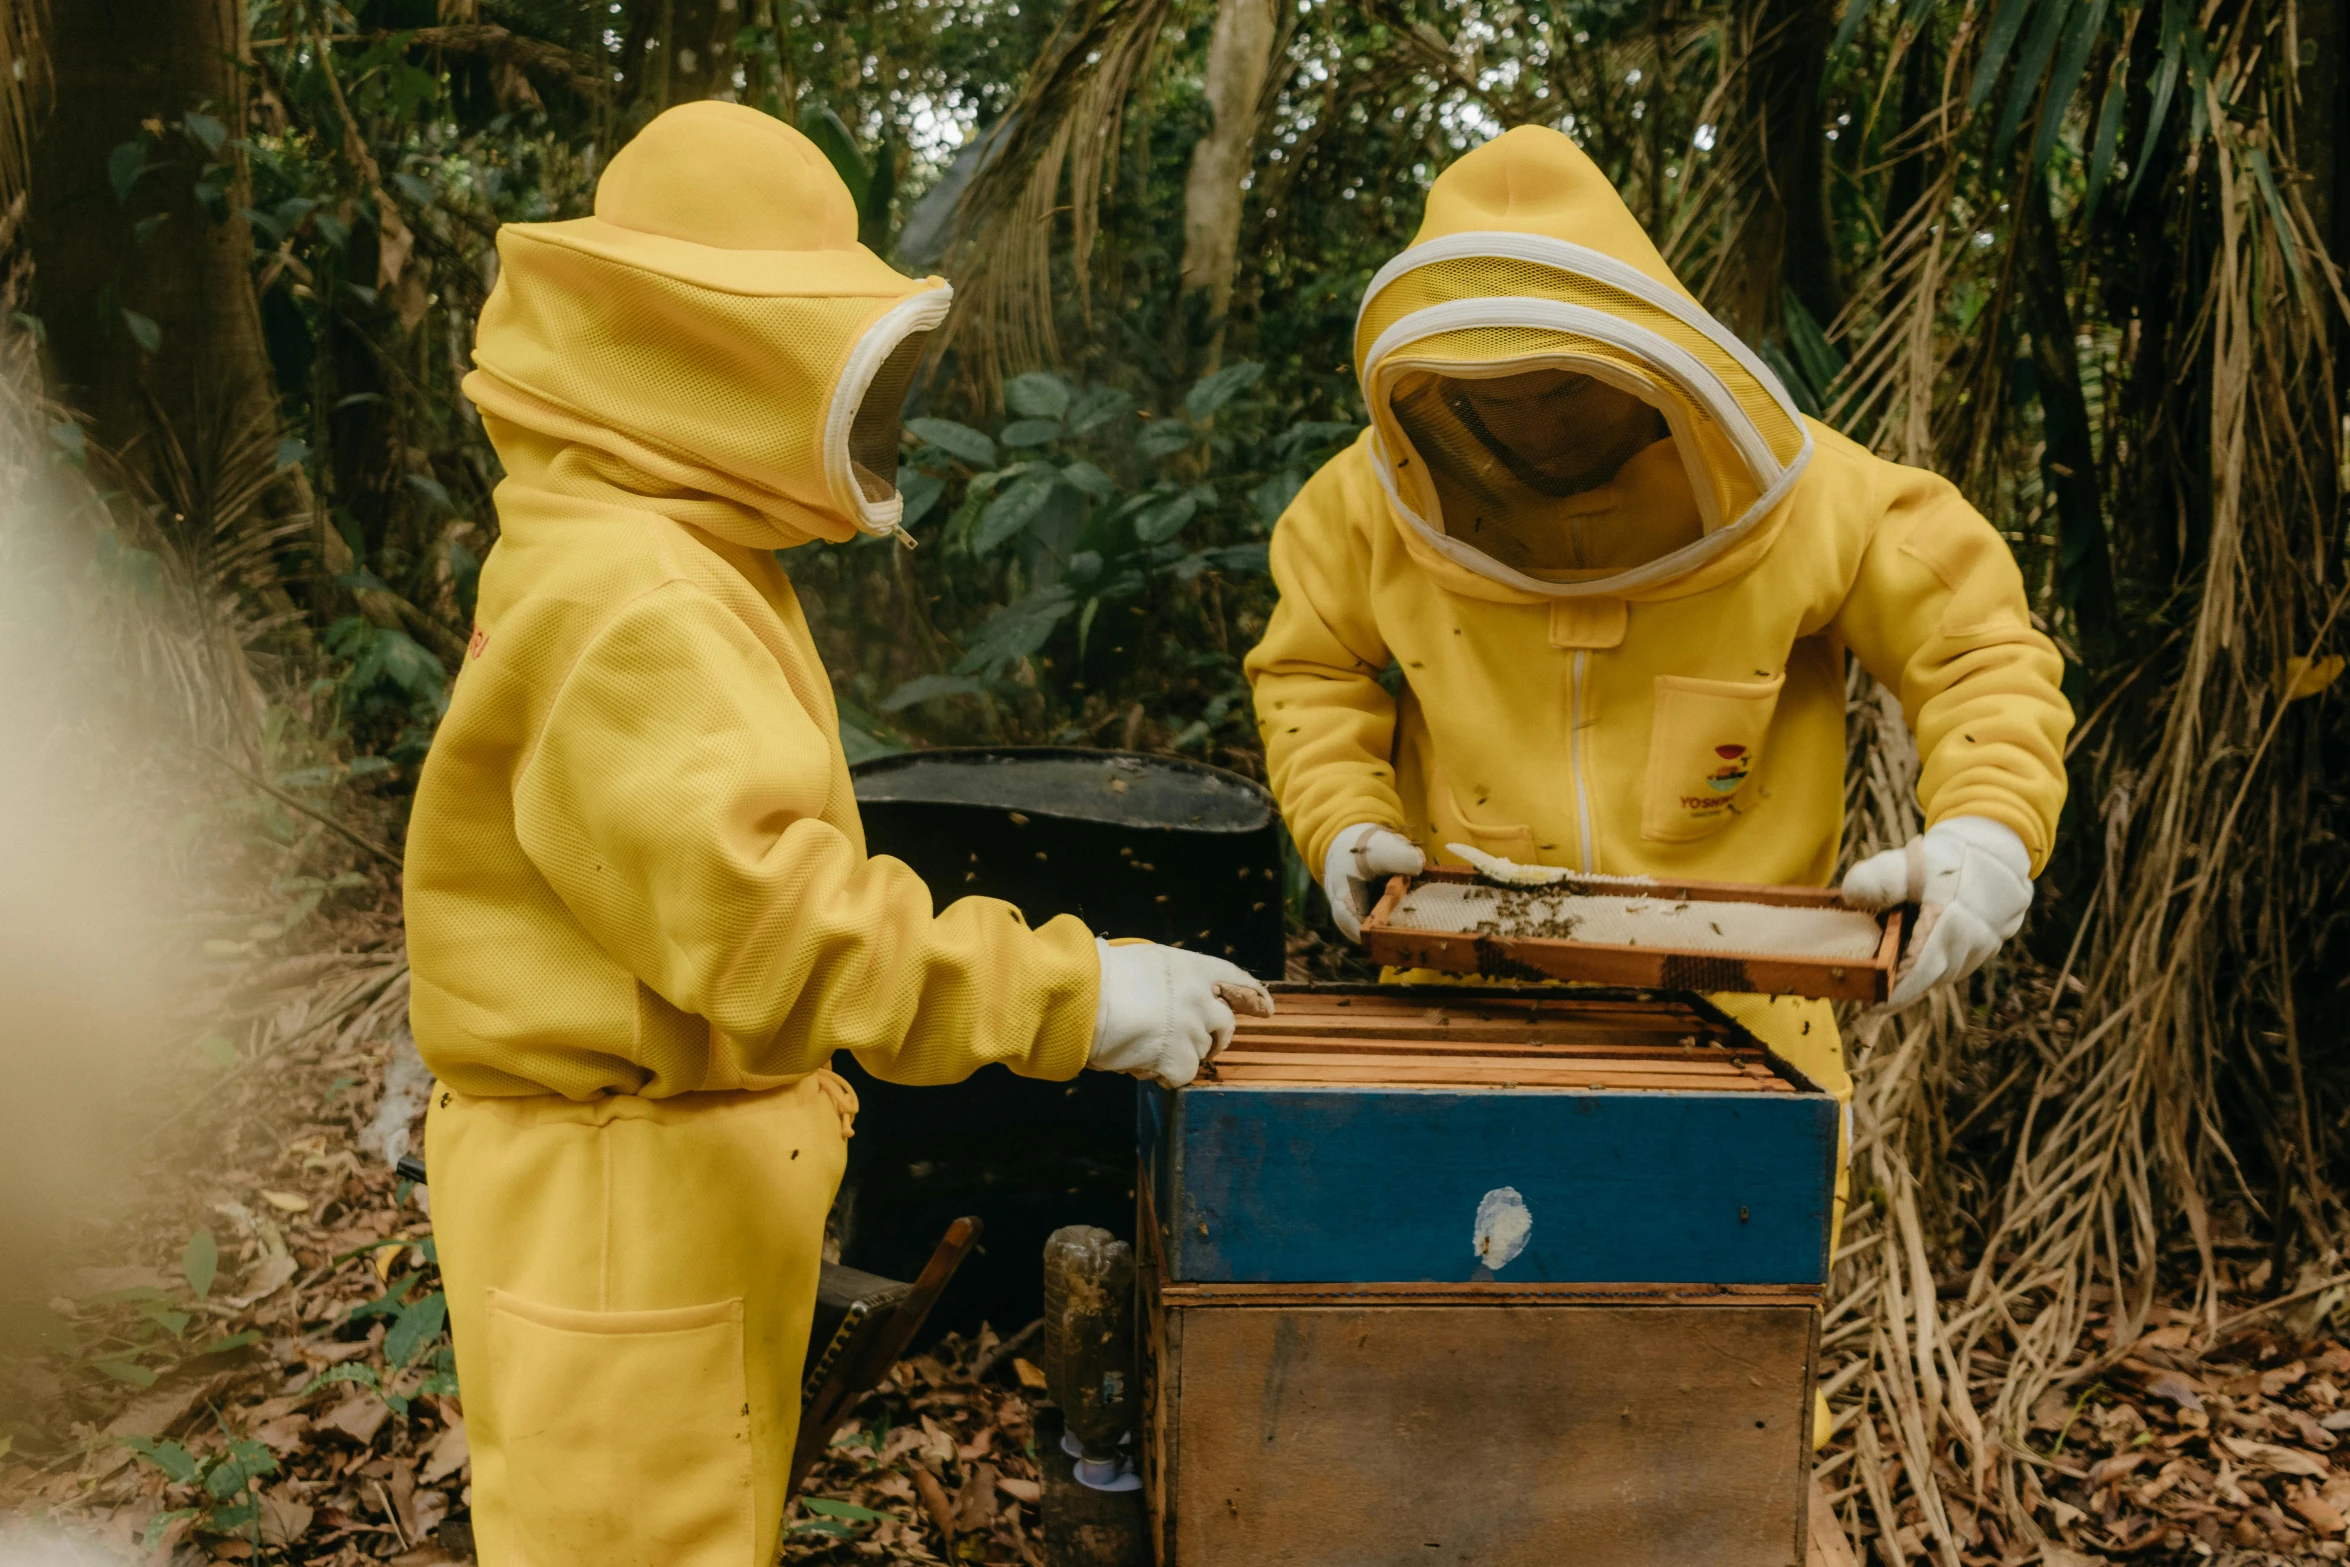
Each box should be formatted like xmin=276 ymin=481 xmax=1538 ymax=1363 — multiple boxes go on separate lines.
xmin=1812 ymin=6 xmax=2350 ymax=1558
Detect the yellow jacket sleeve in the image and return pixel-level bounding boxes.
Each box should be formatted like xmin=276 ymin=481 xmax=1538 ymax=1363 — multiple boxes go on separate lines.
xmin=1830 ymin=461 xmax=2073 ymax=873
xmin=1244 ymin=477 xmax=1406 ymax=872
xmin=512 ymin=580 xmax=1098 ymax=1090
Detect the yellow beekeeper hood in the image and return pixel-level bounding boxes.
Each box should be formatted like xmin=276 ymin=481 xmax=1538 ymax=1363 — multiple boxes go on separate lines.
xmin=1355 ymin=125 xmax=1812 ymax=600
xmin=464 ymin=100 xmax=950 ymax=549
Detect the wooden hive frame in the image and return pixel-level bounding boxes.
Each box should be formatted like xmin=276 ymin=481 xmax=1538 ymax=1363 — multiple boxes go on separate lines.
xmin=1197 ymin=984 xmax=1807 ymax=1091
xmin=1360 ymin=867 xmax=1904 ymax=1003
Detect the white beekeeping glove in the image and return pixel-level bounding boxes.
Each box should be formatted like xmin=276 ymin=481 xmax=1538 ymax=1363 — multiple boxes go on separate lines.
xmin=1320 ymin=823 xmax=1426 ymax=942
xmin=1841 ymin=817 xmax=2034 ymax=1008
xmin=1087 ymin=939 xmax=1273 ymax=1088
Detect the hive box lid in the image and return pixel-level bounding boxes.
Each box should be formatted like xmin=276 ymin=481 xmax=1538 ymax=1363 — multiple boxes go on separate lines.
xmin=1139 ymin=987 xmax=1838 ymax=1288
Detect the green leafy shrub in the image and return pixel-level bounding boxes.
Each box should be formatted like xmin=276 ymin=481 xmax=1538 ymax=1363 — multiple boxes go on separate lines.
xmin=802 ymin=361 xmax=1356 ymax=773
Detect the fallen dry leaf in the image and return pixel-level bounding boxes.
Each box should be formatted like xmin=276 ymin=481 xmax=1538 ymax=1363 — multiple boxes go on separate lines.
xmin=997 ymin=1474 xmax=1042 ymax=1505
xmin=385 ymin=1455 xmax=423 ymax=1539
xmin=955 ymin=1461 xmax=998 ymax=1533
xmin=102 ymin=1366 xmax=258 ymax=1442
xmin=1012 ymin=1357 xmax=1049 ymax=1391
xmin=2085 ymin=1451 xmax=2147 ymax=1488
xmin=250 ymin=1414 xmax=311 ymax=1454
xmin=2264 ymin=1360 xmax=2311 ymax=1397
xmin=2145 ymin=1368 xmax=2206 ymax=1412
xmin=2220 ymin=1434 xmax=2332 ymax=1478
xmin=300 ymin=1335 xmax=373 ymax=1367
xmin=224 ymin=1253 xmax=297 ymax=1306
xmin=912 ymin=1465 xmax=956 ymax=1543
xmin=1807 ymin=1477 xmax=1857 ymax=1567
xmin=876 ymin=1424 xmax=927 ymax=1467
xmin=420 ymin=1416 xmax=468 ymax=1484
xmin=2290 ymin=1408 xmax=2342 ymax=1449
xmin=915 ymin=1413 xmax=957 ymax=1467
xmin=2290 ymin=1483 xmax=2348 ymax=1535
xmin=315 ymin=1392 xmax=392 ymax=1446
xmin=259 ymin=1190 xmax=311 ymax=1213
xmin=258 ymin=1492 xmax=314 ymax=1546
xmin=2132 ymin=1460 xmax=2184 ymax=1506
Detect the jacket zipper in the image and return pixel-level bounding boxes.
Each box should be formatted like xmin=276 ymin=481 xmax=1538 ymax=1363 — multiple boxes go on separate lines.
xmin=1569 ymin=649 xmax=1596 ymax=872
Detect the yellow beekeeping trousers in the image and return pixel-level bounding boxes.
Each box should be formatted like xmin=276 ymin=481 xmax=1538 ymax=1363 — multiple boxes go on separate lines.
xmin=425 ymin=1069 xmax=856 ymax=1567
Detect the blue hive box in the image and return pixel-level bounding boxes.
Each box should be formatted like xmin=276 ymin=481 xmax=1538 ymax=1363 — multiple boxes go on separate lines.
xmin=1136 ymin=986 xmax=1839 ymax=1567
xmin=1140 ymin=986 xmax=1837 ymax=1288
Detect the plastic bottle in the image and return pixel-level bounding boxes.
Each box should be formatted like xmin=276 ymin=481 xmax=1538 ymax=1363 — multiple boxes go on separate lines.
xmin=1039 ymin=1224 xmax=1137 ymax=1492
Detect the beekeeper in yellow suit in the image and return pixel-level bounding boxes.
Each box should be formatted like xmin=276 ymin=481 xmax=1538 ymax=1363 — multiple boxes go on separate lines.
xmin=403 ymin=102 xmax=1267 ymax=1567
xmin=1245 ymin=125 xmax=2071 ymax=1435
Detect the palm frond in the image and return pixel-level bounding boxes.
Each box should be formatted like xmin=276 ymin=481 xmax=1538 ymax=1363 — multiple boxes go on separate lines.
xmin=931 ymin=0 xmax=1171 ymax=400
xmin=0 ymin=0 xmax=48 ymax=212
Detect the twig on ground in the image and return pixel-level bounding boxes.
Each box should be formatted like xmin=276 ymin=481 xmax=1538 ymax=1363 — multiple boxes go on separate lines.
xmin=968 ymin=1317 xmax=1044 ymax=1384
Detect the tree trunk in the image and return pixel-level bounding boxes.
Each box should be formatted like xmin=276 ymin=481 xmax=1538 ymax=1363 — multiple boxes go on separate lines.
xmin=1178 ymin=0 xmax=1277 ymax=369
xmin=29 ymin=0 xmax=279 ymax=494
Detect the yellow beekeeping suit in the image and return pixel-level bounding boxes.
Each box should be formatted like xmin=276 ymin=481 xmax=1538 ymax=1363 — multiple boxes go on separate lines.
xmin=403 ymin=102 xmax=1099 ymax=1567
xmin=1247 ymin=127 xmax=2069 ymax=890
xmin=1245 ymin=126 xmax=2073 ymax=1445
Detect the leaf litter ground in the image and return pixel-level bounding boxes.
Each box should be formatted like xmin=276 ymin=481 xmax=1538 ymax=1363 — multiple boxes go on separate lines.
xmin=4 ymin=937 xmax=2348 ymax=1564
xmin=0 ymin=927 xmax=1054 ymax=1565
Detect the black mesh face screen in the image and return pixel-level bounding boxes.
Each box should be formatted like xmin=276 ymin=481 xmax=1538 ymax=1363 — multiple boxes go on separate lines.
xmin=848 ymin=329 xmax=934 ymax=503
xmin=1391 ymin=367 xmax=1666 ymax=502
xmin=1388 ymin=365 xmax=1687 ymax=575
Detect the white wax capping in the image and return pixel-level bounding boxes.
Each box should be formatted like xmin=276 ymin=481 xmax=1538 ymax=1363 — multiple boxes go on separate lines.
xmin=1448 ymin=843 xmax=1660 ymax=891
xmin=1473 ymin=1186 xmax=1533 ymax=1270
xmin=1389 ymin=880 xmax=1884 ymax=961
xmin=1449 ymin=843 xmax=1571 ymax=886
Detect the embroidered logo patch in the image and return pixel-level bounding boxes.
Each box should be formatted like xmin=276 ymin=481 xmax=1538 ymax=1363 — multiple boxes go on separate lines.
xmin=1676 ymin=745 xmax=1755 ymax=815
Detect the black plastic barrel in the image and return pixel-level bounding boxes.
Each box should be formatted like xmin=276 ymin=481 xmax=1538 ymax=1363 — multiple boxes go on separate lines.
xmin=831 ymin=748 xmax=1283 ymax=1340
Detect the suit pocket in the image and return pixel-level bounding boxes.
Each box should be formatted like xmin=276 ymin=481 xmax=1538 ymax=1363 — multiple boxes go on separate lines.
xmin=488 ymin=1290 xmax=753 ymax=1567
xmin=1430 ymin=776 xmax=1536 ymax=862
xmin=1640 ymin=673 xmax=1785 ymax=843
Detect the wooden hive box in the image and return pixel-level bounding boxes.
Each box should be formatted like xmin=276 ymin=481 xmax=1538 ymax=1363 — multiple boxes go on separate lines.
xmin=1136 ymin=986 xmax=1838 ymax=1567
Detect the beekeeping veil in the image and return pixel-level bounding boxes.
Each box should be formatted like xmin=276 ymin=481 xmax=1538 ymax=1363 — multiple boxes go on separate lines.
xmin=1356 ymin=127 xmax=1812 ymax=596
xmin=465 ymin=100 xmax=950 ymax=549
